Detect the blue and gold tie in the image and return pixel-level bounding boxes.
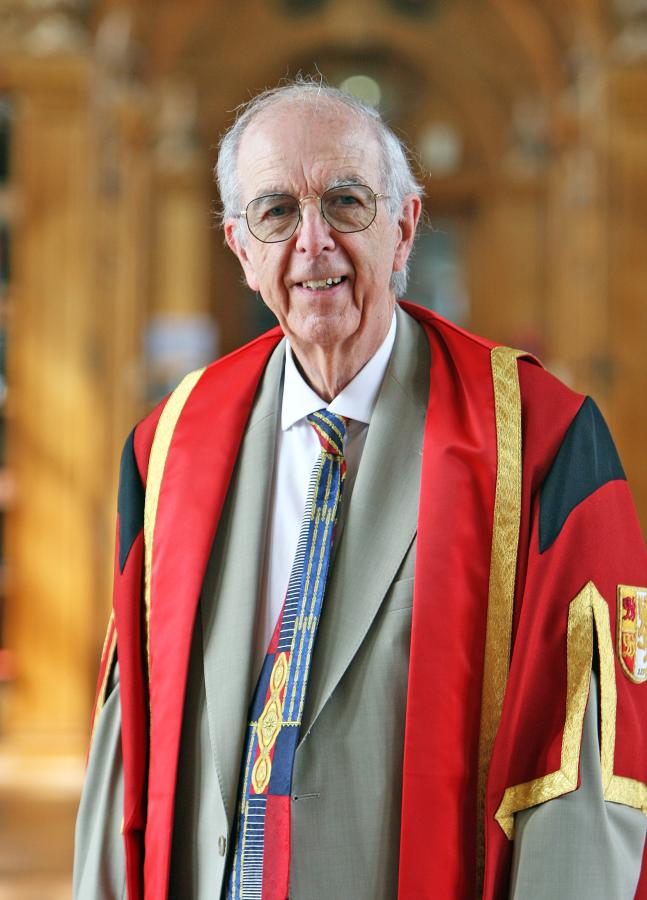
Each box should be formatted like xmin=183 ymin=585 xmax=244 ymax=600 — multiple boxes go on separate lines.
xmin=226 ymin=409 xmax=347 ymax=900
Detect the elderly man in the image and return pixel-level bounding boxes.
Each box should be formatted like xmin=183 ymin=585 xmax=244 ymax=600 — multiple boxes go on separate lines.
xmin=74 ymin=82 xmax=647 ymax=899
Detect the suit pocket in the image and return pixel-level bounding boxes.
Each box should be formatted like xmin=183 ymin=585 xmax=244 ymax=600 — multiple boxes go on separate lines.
xmin=383 ymin=576 xmax=414 ymax=613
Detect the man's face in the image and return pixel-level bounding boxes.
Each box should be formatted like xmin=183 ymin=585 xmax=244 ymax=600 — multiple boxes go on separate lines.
xmin=225 ymin=101 xmax=419 ymax=366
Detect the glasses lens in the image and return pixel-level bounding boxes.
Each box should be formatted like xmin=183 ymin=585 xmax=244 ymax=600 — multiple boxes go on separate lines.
xmin=246 ymin=194 xmax=300 ymax=242
xmin=322 ymin=184 xmax=376 ymax=233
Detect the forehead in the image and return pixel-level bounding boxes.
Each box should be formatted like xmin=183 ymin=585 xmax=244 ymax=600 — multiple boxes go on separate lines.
xmin=236 ymin=99 xmax=383 ymax=200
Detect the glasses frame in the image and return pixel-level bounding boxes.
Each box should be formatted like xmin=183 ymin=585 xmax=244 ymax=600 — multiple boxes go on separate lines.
xmin=235 ymin=183 xmax=390 ymax=243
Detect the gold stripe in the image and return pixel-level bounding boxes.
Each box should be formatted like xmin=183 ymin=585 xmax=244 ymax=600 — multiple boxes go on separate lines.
xmin=309 ymin=419 xmax=343 ymax=455
xmin=476 ymin=346 xmax=524 ymax=886
xmin=314 ymin=411 xmax=346 ymax=445
xmin=90 ymin=611 xmax=117 ymax=743
xmin=495 ymin=580 xmax=647 ymax=838
xmin=605 ymin=774 xmax=647 ymax=811
xmin=144 ymin=368 xmax=206 ymax=672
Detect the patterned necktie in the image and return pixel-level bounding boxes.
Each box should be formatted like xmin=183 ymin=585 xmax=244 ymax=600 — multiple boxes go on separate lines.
xmin=226 ymin=409 xmax=347 ymax=900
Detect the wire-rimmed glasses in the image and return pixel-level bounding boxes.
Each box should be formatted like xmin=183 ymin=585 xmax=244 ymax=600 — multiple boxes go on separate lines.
xmin=237 ymin=183 xmax=389 ymax=243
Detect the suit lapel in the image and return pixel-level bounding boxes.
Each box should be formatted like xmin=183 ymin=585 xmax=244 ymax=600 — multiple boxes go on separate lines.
xmin=301 ymin=307 xmax=430 ymax=737
xmin=200 ymin=341 xmax=285 ymax=823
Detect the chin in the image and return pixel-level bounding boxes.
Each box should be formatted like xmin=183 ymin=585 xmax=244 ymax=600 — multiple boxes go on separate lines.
xmin=290 ymin=309 xmax=358 ymax=350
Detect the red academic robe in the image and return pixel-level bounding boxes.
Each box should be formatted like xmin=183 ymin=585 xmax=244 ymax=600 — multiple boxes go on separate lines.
xmin=90 ymin=302 xmax=647 ymax=899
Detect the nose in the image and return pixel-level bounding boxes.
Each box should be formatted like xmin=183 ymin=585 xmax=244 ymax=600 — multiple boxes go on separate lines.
xmin=294 ymin=197 xmax=335 ymax=255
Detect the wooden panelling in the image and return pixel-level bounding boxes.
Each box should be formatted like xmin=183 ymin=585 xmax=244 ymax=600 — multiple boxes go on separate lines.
xmin=0 ymin=1 xmax=645 ymax=751
xmin=607 ymin=67 xmax=647 ymax=533
xmin=4 ymin=57 xmax=101 ymax=751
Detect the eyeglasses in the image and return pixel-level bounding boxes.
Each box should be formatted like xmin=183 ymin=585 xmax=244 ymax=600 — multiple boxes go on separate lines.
xmin=236 ymin=183 xmax=390 ymax=243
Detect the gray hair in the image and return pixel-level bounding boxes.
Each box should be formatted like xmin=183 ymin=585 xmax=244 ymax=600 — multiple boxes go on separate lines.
xmin=215 ymin=78 xmax=423 ymax=297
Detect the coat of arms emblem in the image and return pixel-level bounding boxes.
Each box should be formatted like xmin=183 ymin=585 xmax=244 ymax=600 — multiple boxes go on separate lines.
xmin=617 ymin=585 xmax=647 ymax=684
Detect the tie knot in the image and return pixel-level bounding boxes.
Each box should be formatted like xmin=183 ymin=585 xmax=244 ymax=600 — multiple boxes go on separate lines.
xmin=307 ymin=409 xmax=347 ymax=456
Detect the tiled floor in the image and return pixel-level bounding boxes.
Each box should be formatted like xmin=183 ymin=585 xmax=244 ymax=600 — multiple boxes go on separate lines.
xmin=0 ymin=749 xmax=83 ymax=899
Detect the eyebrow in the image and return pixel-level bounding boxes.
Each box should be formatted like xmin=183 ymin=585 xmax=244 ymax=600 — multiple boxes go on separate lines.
xmin=252 ymin=174 xmax=371 ymax=199
xmin=253 ymin=184 xmax=289 ymax=197
xmin=327 ymin=174 xmax=370 ymax=189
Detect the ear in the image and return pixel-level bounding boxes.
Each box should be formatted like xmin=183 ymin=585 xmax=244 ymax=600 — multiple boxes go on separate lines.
xmin=392 ymin=195 xmax=422 ymax=274
xmin=225 ymin=220 xmax=260 ymax=292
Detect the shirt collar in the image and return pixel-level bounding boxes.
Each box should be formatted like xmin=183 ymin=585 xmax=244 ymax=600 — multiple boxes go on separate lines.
xmin=281 ymin=311 xmax=397 ymax=431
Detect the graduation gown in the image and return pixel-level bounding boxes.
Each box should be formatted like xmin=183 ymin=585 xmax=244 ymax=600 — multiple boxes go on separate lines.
xmin=86 ymin=302 xmax=647 ymax=899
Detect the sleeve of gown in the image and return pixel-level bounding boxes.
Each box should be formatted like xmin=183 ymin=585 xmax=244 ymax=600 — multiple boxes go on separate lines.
xmin=509 ymin=670 xmax=647 ymax=899
xmin=491 ymin=395 xmax=647 ymax=898
xmin=73 ymin=663 xmax=126 ymax=900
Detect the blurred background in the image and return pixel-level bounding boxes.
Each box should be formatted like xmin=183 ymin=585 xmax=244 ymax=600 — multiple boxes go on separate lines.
xmin=0 ymin=0 xmax=646 ymax=895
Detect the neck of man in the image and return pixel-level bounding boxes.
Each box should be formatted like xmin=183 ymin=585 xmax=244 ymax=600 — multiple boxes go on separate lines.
xmin=289 ymin=312 xmax=393 ymax=403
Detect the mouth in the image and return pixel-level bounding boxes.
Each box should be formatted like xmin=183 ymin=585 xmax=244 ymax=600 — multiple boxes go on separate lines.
xmin=296 ymin=275 xmax=347 ymax=292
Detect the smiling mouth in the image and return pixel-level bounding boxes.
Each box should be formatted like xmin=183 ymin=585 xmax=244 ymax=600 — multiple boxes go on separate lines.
xmin=298 ymin=276 xmax=347 ymax=291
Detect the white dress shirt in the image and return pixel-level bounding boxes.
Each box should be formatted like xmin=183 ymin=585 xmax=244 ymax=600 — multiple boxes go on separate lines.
xmin=254 ymin=312 xmax=397 ymax=673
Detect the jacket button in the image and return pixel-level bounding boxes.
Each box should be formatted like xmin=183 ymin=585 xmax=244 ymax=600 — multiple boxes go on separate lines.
xmin=218 ymin=835 xmax=227 ymax=857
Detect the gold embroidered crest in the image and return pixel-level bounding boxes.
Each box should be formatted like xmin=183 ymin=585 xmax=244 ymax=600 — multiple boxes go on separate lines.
xmin=617 ymin=585 xmax=647 ymax=684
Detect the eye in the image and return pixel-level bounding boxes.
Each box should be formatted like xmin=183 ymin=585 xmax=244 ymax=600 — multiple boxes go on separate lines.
xmin=265 ymin=203 xmax=291 ymax=219
xmin=324 ymin=185 xmax=372 ymax=212
xmin=329 ymin=192 xmax=360 ymax=207
xmin=250 ymin=194 xmax=298 ymax=223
